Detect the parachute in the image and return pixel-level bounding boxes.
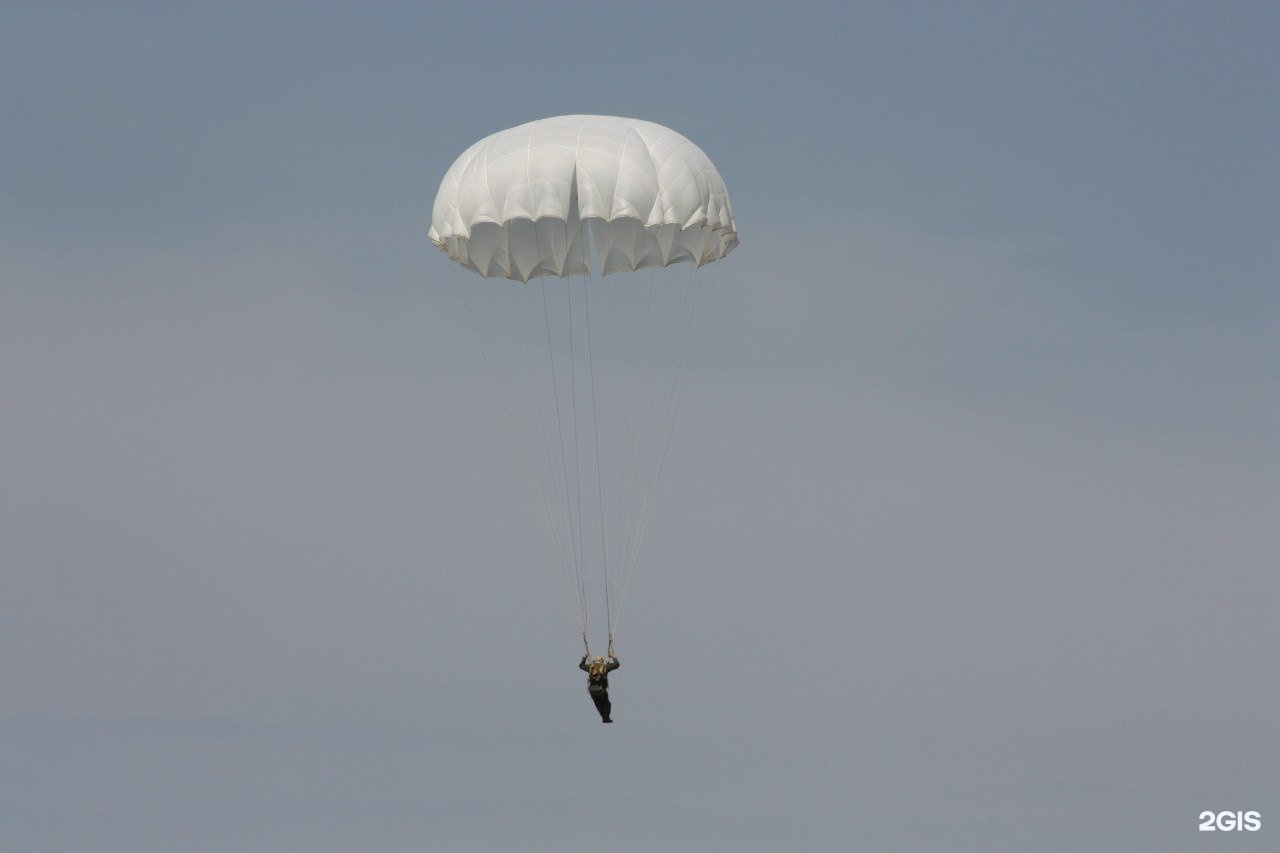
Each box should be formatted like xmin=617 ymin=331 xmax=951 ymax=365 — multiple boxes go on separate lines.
xmin=431 ymin=115 xmax=737 ymax=655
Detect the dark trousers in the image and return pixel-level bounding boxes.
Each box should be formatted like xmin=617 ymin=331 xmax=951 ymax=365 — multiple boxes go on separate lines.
xmin=589 ymin=686 xmax=611 ymax=721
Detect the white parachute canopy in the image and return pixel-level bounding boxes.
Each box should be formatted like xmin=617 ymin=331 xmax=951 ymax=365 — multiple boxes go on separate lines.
xmin=430 ymin=115 xmax=737 ymax=281
xmin=431 ymin=116 xmax=736 ymax=654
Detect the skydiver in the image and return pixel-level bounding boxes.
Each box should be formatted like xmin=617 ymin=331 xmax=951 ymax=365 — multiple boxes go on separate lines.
xmin=579 ymin=654 xmax=620 ymax=723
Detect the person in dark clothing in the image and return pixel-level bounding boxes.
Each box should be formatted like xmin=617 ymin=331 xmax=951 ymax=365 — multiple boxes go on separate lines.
xmin=579 ymin=654 xmax=620 ymax=723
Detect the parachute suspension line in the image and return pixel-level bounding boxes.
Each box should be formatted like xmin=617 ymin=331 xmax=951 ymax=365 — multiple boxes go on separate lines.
xmin=608 ymin=262 xmax=719 ymax=636
xmin=583 ymin=248 xmax=613 ymax=650
xmin=560 ymin=272 xmax=590 ymax=644
xmin=651 ymin=265 xmax=716 ymax=512
xmin=535 ymin=217 xmax=591 ymax=643
xmin=451 ymin=264 xmax=583 ymax=634
xmin=537 ymin=305 xmax=587 ymax=638
xmin=617 ymin=223 xmax=647 ymax=626
xmin=598 ymin=233 xmax=645 ymax=657
xmin=540 ymin=275 xmax=584 ymax=636
xmin=516 ymin=281 xmax=582 ymax=632
xmin=603 ymin=266 xmax=652 ymax=644
xmin=610 ymin=266 xmax=660 ymax=641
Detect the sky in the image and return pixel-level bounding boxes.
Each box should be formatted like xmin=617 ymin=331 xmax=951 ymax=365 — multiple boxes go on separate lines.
xmin=1 ymin=2 xmax=1277 ymax=851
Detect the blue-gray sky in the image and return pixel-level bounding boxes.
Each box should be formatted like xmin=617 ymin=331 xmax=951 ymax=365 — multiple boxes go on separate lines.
xmin=2 ymin=3 xmax=1276 ymax=851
